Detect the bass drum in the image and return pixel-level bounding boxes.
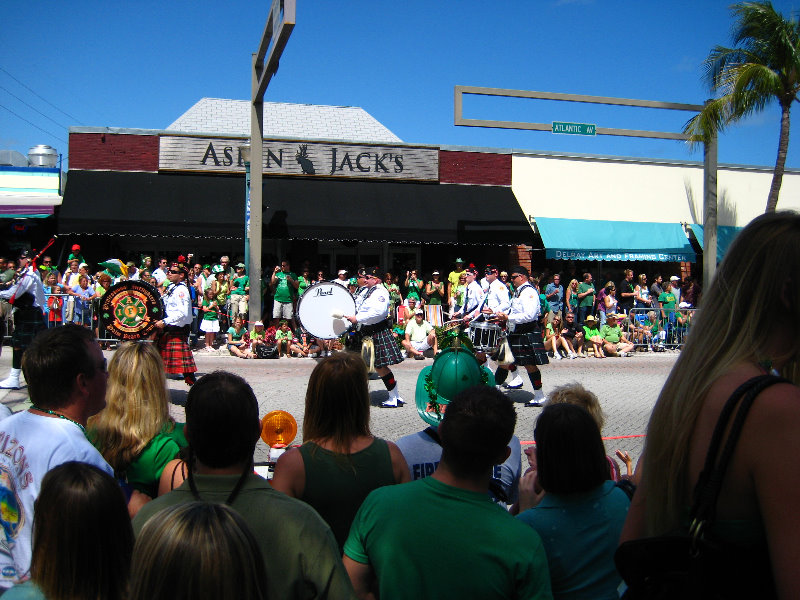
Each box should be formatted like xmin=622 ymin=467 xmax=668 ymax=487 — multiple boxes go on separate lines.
xmin=101 ymin=279 xmax=165 ymax=340
xmin=297 ymin=281 xmax=355 ymax=340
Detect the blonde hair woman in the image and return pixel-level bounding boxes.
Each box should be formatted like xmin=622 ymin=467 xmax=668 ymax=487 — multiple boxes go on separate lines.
xmin=621 ymin=212 xmax=800 ymax=598
xmin=130 ymin=502 xmax=266 ymax=600
xmin=88 ymin=341 xmax=186 ymax=499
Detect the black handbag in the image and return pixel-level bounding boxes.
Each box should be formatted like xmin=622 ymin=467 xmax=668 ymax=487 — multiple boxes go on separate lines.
xmin=615 ymin=374 xmax=785 ymax=600
xmin=255 ymin=344 xmax=279 ymax=359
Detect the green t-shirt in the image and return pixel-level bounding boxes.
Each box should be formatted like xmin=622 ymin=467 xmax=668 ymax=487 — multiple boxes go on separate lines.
xmin=201 ymin=298 xmax=218 ymax=321
xmin=344 ymin=477 xmax=553 ymax=600
xmin=125 ymin=422 xmax=187 ymax=497
xmin=227 ymin=326 xmax=246 ymax=342
xmin=577 ymin=282 xmax=595 ymax=307
xmin=273 ymin=271 xmax=296 ymax=303
xmin=231 ymin=274 xmax=249 ymax=296
xmin=658 ymin=291 xmax=677 ymax=311
xmin=297 ymin=275 xmax=310 ymax=296
xmin=600 ymin=324 xmax=622 ymax=344
xmin=583 ymin=325 xmax=600 ymax=339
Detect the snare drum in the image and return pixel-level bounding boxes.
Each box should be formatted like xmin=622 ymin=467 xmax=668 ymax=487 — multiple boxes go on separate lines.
xmin=297 ymin=281 xmax=356 ymax=340
xmin=468 ymin=321 xmax=502 ymax=352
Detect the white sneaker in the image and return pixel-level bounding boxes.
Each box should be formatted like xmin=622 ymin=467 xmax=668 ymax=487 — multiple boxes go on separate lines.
xmin=553 ymin=352 xmax=562 ymax=360
xmin=380 ymin=399 xmax=398 ymax=408
xmin=525 ymin=388 xmax=545 ymax=407
xmin=619 ymin=351 xmax=627 ymax=357
xmin=569 ymin=352 xmax=577 ymax=359
xmin=505 ymin=373 xmax=524 ymax=389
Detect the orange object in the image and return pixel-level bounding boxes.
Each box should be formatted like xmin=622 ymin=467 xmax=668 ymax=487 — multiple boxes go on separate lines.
xmin=260 ymin=410 xmax=298 ymax=447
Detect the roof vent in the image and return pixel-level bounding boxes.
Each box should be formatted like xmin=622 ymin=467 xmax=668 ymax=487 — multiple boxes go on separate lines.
xmin=27 ymin=145 xmax=58 ymax=168
xmin=0 ymin=150 xmax=29 ymax=167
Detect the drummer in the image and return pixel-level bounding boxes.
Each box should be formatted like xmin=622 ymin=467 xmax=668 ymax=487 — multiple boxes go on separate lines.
xmin=480 ymin=265 xmax=511 ymax=319
xmin=452 ymin=266 xmax=484 ymax=324
xmin=492 ymin=265 xmax=549 ymax=407
xmin=345 ymin=266 xmax=406 ymax=408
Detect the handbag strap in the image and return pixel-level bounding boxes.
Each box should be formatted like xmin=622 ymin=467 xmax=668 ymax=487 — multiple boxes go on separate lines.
xmin=690 ymin=374 xmax=786 ymax=529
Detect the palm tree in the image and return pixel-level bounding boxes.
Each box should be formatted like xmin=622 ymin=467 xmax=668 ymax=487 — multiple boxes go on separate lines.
xmin=685 ymin=1 xmax=800 ymax=213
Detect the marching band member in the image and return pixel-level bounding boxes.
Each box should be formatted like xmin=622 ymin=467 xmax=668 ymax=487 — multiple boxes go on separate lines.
xmin=481 ymin=264 xmax=511 ymax=317
xmin=452 ymin=267 xmax=484 ymax=324
xmin=154 ymin=262 xmax=197 ymax=386
xmin=493 ymin=265 xmax=550 ymax=407
xmin=0 ymin=260 xmax=45 ymax=390
xmin=345 ymin=266 xmax=405 ymax=408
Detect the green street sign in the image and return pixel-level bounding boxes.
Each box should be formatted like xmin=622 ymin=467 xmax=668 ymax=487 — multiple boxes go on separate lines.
xmin=552 ymin=121 xmax=596 ymax=136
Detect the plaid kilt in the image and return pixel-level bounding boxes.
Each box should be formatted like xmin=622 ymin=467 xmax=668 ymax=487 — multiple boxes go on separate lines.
xmin=366 ymin=325 xmax=404 ymax=369
xmin=157 ymin=327 xmax=197 ymax=374
xmin=11 ymin=306 xmax=45 ymax=349
xmin=507 ymin=322 xmax=549 ymax=366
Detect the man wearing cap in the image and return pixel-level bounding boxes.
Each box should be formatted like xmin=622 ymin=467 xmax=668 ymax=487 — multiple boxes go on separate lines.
xmin=600 ymin=313 xmax=635 ymax=357
xmin=154 ymin=263 xmax=197 ymax=386
xmin=230 ymin=263 xmax=250 ymax=320
xmin=481 ymin=265 xmax=511 ymax=318
xmin=332 ymin=269 xmax=349 ymax=288
xmin=447 ymin=258 xmax=465 ymax=303
xmin=402 ymin=309 xmax=437 ymax=359
xmin=494 ymin=265 xmax=550 ymax=407
xmin=345 ymin=266 xmax=406 ymax=408
xmin=396 ymin=348 xmax=522 ymax=506
xmin=344 ymin=385 xmax=552 ymax=599
xmin=451 ymin=267 xmax=484 ymax=322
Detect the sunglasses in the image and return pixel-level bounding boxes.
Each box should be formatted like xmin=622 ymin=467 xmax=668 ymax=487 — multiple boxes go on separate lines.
xmin=169 ymin=270 xmax=181 ymax=274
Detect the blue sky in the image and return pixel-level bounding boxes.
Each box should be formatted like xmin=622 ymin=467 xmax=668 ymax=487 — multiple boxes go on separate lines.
xmin=2 ymin=1 xmax=799 ymax=170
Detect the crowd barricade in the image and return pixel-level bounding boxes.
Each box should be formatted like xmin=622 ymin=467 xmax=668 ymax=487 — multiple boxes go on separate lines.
xmin=626 ymin=307 xmax=696 ymax=351
xmin=1 ymin=294 xmax=112 ymax=343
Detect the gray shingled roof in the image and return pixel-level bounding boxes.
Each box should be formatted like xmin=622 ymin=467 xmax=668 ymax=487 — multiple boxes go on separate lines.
xmin=167 ymin=98 xmax=402 ymax=143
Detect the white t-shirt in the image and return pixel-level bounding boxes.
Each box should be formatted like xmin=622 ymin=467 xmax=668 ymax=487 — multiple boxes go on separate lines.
xmin=0 ymin=411 xmax=113 ymax=588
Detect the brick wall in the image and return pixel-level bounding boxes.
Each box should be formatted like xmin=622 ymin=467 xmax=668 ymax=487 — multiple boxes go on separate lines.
xmin=509 ymin=245 xmax=533 ymax=273
xmin=439 ymin=150 xmax=511 ymax=186
xmin=69 ymin=133 xmax=159 ymax=172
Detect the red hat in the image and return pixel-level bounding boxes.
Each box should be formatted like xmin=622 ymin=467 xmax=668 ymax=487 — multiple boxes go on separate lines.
xmin=71 ymin=244 xmax=80 ymax=251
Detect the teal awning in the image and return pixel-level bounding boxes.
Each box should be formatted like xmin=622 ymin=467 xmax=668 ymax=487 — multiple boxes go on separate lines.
xmin=689 ymin=224 xmax=743 ymax=264
xmin=535 ymin=217 xmax=696 ymax=262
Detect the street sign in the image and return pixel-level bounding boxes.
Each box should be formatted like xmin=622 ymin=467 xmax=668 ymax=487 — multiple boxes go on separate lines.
xmin=552 ymin=121 xmax=596 ymax=136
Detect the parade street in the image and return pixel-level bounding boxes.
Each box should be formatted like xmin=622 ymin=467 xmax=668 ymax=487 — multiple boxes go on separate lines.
xmin=0 ymin=348 xmax=676 ymax=468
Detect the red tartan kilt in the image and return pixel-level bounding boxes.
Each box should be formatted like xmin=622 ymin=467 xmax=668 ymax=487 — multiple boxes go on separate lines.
xmin=157 ymin=329 xmax=197 ymax=374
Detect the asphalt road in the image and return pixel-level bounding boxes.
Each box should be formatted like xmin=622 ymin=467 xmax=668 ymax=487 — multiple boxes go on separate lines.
xmin=1 ymin=347 xmax=677 ymax=469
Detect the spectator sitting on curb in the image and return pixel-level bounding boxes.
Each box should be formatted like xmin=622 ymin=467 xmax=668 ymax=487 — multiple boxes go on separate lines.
xmin=582 ymin=315 xmax=605 ymax=358
xmin=402 ymin=309 xmax=437 ymax=359
xmin=560 ymin=311 xmax=584 ymax=358
xmin=600 ymin=313 xmax=635 ymax=357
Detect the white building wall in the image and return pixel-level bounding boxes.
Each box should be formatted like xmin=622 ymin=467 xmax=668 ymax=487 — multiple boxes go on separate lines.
xmin=512 ymin=153 xmax=800 ymax=227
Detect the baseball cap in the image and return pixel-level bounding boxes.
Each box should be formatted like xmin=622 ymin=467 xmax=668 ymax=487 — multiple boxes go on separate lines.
xmin=236 ymin=262 xmax=245 ymax=268
xmin=71 ymin=244 xmax=80 ymax=251
xmin=338 ymin=269 xmax=347 ymax=276
xmin=670 ymin=276 xmax=680 ymax=281
xmin=254 ymin=320 xmax=264 ymax=327
xmin=414 ymin=308 xmax=424 ymax=316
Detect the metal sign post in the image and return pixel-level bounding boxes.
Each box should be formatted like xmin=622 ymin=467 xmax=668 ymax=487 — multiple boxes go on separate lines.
xmin=454 ymin=85 xmax=717 ymax=290
xmin=249 ymin=0 xmax=295 ymax=328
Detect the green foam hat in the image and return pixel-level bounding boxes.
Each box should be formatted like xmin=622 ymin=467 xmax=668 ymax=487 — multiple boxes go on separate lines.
xmin=414 ymin=347 xmax=492 ymax=428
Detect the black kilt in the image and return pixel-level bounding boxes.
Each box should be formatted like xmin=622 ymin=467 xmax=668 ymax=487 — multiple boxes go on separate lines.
xmin=508 ymin=322 xmax=549 ymax=366
xmin=11 ymin=306 xmax=46 ymax=349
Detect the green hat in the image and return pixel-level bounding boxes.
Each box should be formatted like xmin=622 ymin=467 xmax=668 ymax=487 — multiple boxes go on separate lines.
xmin=414 ymin=347 xmax=492 ymax=428
xmin=212 ymin=264 xmax=224 ymax=274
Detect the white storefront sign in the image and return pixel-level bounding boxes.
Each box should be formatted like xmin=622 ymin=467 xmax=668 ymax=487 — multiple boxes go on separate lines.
xmin=159 ymin=136 xmax=439 ymax=181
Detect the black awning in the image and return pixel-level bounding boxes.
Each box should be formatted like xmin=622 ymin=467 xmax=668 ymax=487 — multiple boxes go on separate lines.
xmin=60 ymin=171 xmax=533 ymax=244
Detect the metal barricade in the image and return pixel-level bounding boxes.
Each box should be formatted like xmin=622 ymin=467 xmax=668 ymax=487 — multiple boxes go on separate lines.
xmin=627 ymin=307 xmax=696 ymax=351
